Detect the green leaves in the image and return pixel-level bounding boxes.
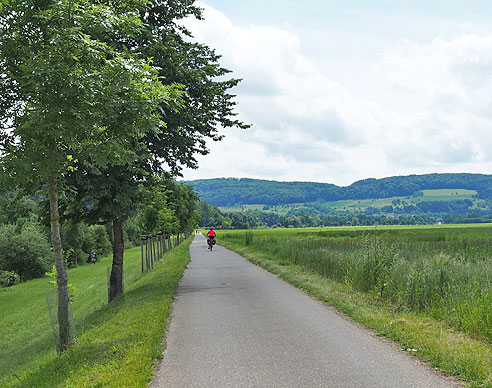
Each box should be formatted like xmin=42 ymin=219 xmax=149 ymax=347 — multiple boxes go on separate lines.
xmin=1 ymin=0 xmax=173 ymax=184
xmin=136 ymin=1 xmax=249 ymax=175
xmin=0 ymin=0 xmax=195 ymax=354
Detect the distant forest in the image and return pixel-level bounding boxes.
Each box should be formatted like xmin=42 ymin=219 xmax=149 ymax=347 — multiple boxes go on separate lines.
xmin=187 ymin=173 xmax=492 ymax=207
xmin=191 ymin=173 xmax=492 ymax=229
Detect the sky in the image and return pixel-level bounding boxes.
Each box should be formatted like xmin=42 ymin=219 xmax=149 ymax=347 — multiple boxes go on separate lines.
xmin=180 ymin=0 xmax=492 ymax=186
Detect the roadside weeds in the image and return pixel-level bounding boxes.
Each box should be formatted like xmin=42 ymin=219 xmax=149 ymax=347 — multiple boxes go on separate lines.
xmin=221 ymin=240 xmax=492 ymax=388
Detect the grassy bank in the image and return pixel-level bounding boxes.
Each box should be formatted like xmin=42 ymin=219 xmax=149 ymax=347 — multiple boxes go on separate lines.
xmin=221 ymin=226 xmax=492 ymax=388
xmin=0 ymin=238 xmax=191 ymax=388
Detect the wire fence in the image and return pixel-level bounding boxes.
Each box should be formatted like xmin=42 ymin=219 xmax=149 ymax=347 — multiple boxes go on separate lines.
xmin=46 ymin=231 xmax=192 ymax=353
xmin=46 ymin=289 xmax=77 ymax=355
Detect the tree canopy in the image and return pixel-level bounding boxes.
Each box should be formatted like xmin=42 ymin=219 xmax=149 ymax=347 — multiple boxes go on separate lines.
xmin=62 ymin=0 xmax=247 ymax=302
xmin=0 ymin=0 xmax=173 ymax=352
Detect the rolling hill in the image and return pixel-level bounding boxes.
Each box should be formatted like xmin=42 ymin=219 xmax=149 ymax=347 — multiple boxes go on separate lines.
xmin=186 ymin=173 xmax=492 ymax=207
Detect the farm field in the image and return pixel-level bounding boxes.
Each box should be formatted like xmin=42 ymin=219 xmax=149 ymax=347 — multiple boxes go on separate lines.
xmin=219 ymin=224 xmax=492 ymax=387
xmin=0 ymin=239 xmax=191 ymax=388
xmin=219 ymin=203 xmax=306 ymax=214
xmin=219 ymin=188 xmax=481 ymax=214
xmin=323 ymin=188 xmax=478 ymax=211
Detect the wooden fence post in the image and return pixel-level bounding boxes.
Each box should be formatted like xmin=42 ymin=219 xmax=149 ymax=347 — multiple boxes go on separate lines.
xmin=149 ymin=235 xmax=154 ymax=269
xmin=141 ymin=235 xmax=146 ymax=273
xmin=162 ymin=232 xmax=167 ymax=253
xmin=152 ymin=234 xmax=157 ymax=264
xmin=146 ymin=235 xmax=151 ymax=270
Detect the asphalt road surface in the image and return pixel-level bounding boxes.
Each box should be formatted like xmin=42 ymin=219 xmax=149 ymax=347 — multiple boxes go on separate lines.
xmin=150 ymin=235 xmax=459 ymax=388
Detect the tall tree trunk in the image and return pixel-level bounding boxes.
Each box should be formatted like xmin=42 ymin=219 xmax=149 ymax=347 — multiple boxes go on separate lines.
xmin=109 ymin=219 xmax=124 ymax=302
xmin=49 ymin=175 xmax=75 ymax=352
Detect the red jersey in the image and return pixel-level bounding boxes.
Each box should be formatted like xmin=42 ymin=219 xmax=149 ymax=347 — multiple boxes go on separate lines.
xmin=207 ymin=230 xmax=216 ymax=237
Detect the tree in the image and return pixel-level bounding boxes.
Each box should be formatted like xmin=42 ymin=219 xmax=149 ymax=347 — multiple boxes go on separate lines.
xmin=68 ymin=162 xmax=157 ymax=301
xmin=66 ymin=0 xmax=248 ymax=302
xmin=0 ymin=0 xmax=169 ymax=352
xmin=197 ymin=200 xmax=225 ymax=228
xmin=139 ymin=1 xmax=250 ymax=174
xmin=137 ymin=177 xmax=180 ymax=235
xmin=162 ymin=178 xmax=200 ymax=233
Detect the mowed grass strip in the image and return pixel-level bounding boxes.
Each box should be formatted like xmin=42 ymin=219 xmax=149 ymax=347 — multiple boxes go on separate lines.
xmin=1 ymin=238 xmax=191 ymax=388
xmin=220 ymin=230 xmax=492 ymax=388
xmin=0 ymin=245 xmax=145 ymax=386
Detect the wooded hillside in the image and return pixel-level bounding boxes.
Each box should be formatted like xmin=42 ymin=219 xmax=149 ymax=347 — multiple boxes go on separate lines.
xmin=187 ymin=173 xmax=492 ymax=207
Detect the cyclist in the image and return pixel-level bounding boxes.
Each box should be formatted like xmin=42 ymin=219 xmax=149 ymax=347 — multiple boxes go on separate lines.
xmin=206 ymin=228 xmax=216 ymax=246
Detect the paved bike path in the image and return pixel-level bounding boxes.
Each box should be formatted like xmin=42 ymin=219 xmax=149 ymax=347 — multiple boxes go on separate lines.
xmin=150 ymin=235 xmax=459 ymax=388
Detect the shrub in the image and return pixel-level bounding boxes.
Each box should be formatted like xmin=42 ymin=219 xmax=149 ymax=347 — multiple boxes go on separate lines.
xmin=89 ymin=224 xmax=112 ymax=257
xmin=0 ymin=223 xmax=52 ymax=280
xmin=62 ymin=221 xmax=94 ymax=266
xmin=61 ymin=221 xmax=111 ymax=266
xmin=0 ymin=269 xmax=20 ymax=287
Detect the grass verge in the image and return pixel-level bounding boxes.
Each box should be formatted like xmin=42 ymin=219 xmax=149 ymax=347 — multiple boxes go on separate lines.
xmin=220 ymin=238 xmax=492 ymax=388
xmin=1 ymin=238 xmax=191 ymax=388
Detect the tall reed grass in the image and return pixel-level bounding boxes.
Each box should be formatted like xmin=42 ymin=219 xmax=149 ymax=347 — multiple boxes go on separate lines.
xmin=224 ymin=227 xmax=492 ymax=343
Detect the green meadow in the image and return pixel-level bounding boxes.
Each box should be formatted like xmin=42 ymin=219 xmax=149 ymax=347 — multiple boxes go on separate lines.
xmin=324 ymin=188 xmax=477 ymax=210
xmin=0 ymin=238 xmax=191 ymax=388
xmin=5 ymin=224 xmax=492 ymax=387
xmin=220 ymin=225 xmax=492 ymax=387
xmin=219 ymin=188 xmax=480 ymax=214
xmin=219 ymin=203 xmax=306 ymax=214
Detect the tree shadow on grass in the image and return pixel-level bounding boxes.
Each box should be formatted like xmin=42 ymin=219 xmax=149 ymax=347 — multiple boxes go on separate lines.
xmin=0 ymin=332 xmax=55 ymax=386
xmin=11 ymin=262 xmax=185 ymax=388
xmin=12 ymin=340 xmax=128 ymax=388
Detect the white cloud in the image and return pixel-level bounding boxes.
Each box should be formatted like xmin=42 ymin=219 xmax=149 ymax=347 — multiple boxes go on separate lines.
xmin=181 ymin=133 xmax=296 ymax=181
xmin=374 ymin=33 xmax=492 ymax=168
xmin=181 ymin=3 xmax=492 ymax=186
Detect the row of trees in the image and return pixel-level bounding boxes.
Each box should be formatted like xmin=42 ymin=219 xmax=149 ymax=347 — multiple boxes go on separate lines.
xmin=197 ymin=201 xmax=492 ymax=230
xmin=0 ymin=0 xmax=246 ymax=352
xmin=0 ymin=177 xmax=199 ymax=284
xmin=306 ymin=199 xmax=485 ymax=217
